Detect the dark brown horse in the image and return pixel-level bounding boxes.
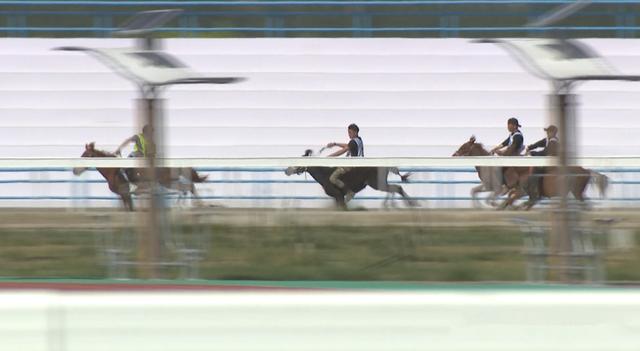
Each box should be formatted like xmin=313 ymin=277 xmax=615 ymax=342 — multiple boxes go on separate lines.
xmin=453 ymin=136 xmax=608 ymax=210
xmin=73 ymin=142 xmax=208 ymax=210
xmin=284 ymin=149 xmax=414 ymax=209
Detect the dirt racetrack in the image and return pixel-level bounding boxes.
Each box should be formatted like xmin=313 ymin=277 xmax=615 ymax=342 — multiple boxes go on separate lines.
xmin=0 ymin=207 xmax=636 ymax=229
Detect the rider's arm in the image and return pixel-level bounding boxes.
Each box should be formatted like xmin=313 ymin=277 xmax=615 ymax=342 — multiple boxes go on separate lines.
xmin=115 ymin=135 xmax=137 ymax=154
xmin=526 ymin=138 xmax=546 ymax=152
xmin=327 ymin=142 xmax=349 ymax=148
xmin=328 ymin=146 xmax=349 ymax=157
xmin=490 ymin=137 xmax=510 ymax=154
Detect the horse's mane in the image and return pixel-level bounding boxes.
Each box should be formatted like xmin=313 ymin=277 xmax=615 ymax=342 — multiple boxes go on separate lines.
xmin=91 ymin=147 xmax=116 ymax=157
xmin=471 ymin=142 xmax=490 ymax=155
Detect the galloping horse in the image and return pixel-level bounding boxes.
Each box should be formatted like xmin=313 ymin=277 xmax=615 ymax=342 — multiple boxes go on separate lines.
xmin=453 ymin=136 xmax=529 ymax=208
xmin=73 ymin=142 xmax=208 ymax=210
xmin=453 ymin=136 xmax=608 ymax=210
xmin=523 ymin=165 xmax=608 ymax=210
xmin=73 ymin=143 xmax=133 ymax=211
xmin=284 ymin=149 xmax=415 ymax=209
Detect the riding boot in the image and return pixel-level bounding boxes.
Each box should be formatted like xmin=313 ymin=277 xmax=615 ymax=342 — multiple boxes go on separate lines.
xmin=345 ymin=190 xmax=355 ymax=203
xmin=126 ymin=168 xmax=138 ymax=183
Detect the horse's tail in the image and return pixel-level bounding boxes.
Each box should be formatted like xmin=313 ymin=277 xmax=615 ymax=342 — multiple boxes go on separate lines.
xmin=191 ymin=169 xmax=208 ymax=183
xmin=389 ymin=167 xmax=412 ymax=183
xmin=590 ymin=170 xmax=608 ymax=198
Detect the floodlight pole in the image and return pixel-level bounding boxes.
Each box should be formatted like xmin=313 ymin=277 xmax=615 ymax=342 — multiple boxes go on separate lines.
xmin=135 ymin=38 xmax=163 ymax=279
xmin=125 ymin=10 xmax=178 ymax=279
xmin=138 ymin=87 xmax=164 ymax=279
xmin=549 ymin=84 xmax=577 ymax=282
xmin=55 ymin=9 xmax=244 ymax=280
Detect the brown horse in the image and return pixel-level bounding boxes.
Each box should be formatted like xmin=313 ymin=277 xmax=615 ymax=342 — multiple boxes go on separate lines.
xmin=453 ymin=136 xmax=529 ymax=208
xmin=453 ymin=136 xmax=608 ymax=210
xmin=523 ymin=167 xmax=608 ymax=210
xmin=73 ymin=142 xmax=134 ymax=210
xmin=73 ymin=142 xmax=208 ymax=210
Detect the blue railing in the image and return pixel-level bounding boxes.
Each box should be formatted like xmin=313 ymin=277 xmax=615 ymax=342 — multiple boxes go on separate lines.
xmin=1 ymin=0 xmax=638 ymax=37
xmin=1 ymin=167 xmax=638 ymax=203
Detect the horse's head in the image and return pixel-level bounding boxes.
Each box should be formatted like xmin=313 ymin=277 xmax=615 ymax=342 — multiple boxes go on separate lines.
xmin=452 ymin=136 xmax=487 ymax=156
xmin=73 ymin=142 xmax=94 ymax=175
xmin=284 ymin=149 xmax=313 ymax=176
xmin=73 ymin=142 xmax=114 ymax=175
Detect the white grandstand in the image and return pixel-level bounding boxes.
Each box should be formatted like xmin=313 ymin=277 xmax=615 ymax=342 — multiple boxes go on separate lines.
xmin=1 ymin=38 xmax=640 ymax=208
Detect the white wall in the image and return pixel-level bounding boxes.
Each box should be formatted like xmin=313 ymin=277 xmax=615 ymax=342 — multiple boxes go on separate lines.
xmin=2 ymin=291 xmax=640 ymax=351
xmin=1 ymin=38 xmax=640 ymax=207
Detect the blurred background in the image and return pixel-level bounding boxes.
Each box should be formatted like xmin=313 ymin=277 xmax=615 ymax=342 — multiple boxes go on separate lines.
xmin=3 ymin=1 xmax=640 ymax=350
xmin=1 ymin=0 xmax=638 ymax=283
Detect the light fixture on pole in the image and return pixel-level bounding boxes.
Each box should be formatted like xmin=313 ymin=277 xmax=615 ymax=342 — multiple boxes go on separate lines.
xmin=55 ymin=10 xmax=244 ymax=278
xmin=475 ymin=1 xmax=640 ymax=281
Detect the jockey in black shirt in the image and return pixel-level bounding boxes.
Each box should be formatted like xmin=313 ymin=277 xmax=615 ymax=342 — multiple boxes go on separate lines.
xmin=526 ymin=125 xmax=559 ymax=200
xmin=526 ymin=125 xmax=559 ymax=157
xmin=489 ymin=117 xmax=525 ymax=188
xmin=491 ymin=117 xmax=525 ymax=156
xmin=326 ymin=123 xmax=364 ymax=203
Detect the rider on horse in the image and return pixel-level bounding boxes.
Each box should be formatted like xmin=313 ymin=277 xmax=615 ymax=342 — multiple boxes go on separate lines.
xmin=115 ymin=124 xmax=155 ymax=159
xmin=526 ymin=124 xmax=559 ymax=200
xmin=490 ymin=117 xmax=525 ymax=190
xmin=325 ymin=123 xmax=364 ymax=202
xmin=114 ymin=124 xmax=156 ymax=183
xmin=490 ymin=117 xmax=525 ymax=157
xmin=526 ymin=125 xmax=558 ymax=157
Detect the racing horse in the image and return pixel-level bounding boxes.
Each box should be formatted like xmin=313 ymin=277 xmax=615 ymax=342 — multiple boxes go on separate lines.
xmin=284 ymin=149 xmax=415 ymax=209
xmin=73 ymin=142 xmax=208 ymax=210
xmin=73 ymin=143 xmax=133 ymax=210
xmin=453 ymin=136 xmax=608 ymax=209
xmin=452 ymin=136 xmax=528 ymax=208
xmin=522 ymin=166 xmax=608 ymax=210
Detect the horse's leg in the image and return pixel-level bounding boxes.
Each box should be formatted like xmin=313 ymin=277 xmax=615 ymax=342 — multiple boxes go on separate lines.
xmin=383 ymin=192 xmax=395 ymax=209
xmin=121 ymin=193 xmax=134 ymax=211
xmin=523 ymin=196 xmax=537 ymax=210
xmin=334 ymin=195 xmax=347 ymax=210
xmin=503 ymin=168 xmax=521 ymax=191
xmin=470 ymin=184 xmax=485 ymax=208
xmin=571 ymin=174 xmax=591 ymax=210
xmin=487 ymin=191 xmax=499 ymax=207
xmin=497 ymin=189 xmax=513 ymax=210
xmin=522 ymin=177 xmax=539 ymax=210
xmin=189 ymin=183 xmax=205 ymax=207
xmin=392 ymin=184 xmax=415 ymax=207
xmin=375 ymin=182 xmax=415 ymax=207
xmin=590 ymin=171 xmax=609 ymax=198
xmin=108 ymin=179 xmax=131 ymax=211
xmin=499 ymin=188 xmax=523 ymax=210
xmin=513 ymin=185 xmax=528 ymax=210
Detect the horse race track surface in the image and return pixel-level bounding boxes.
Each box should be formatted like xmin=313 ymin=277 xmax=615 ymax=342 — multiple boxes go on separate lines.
xmin=1 ymin=207 xmax=637 ymax=284
xmin=0 ymin=207 xmax=637 ymax=229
